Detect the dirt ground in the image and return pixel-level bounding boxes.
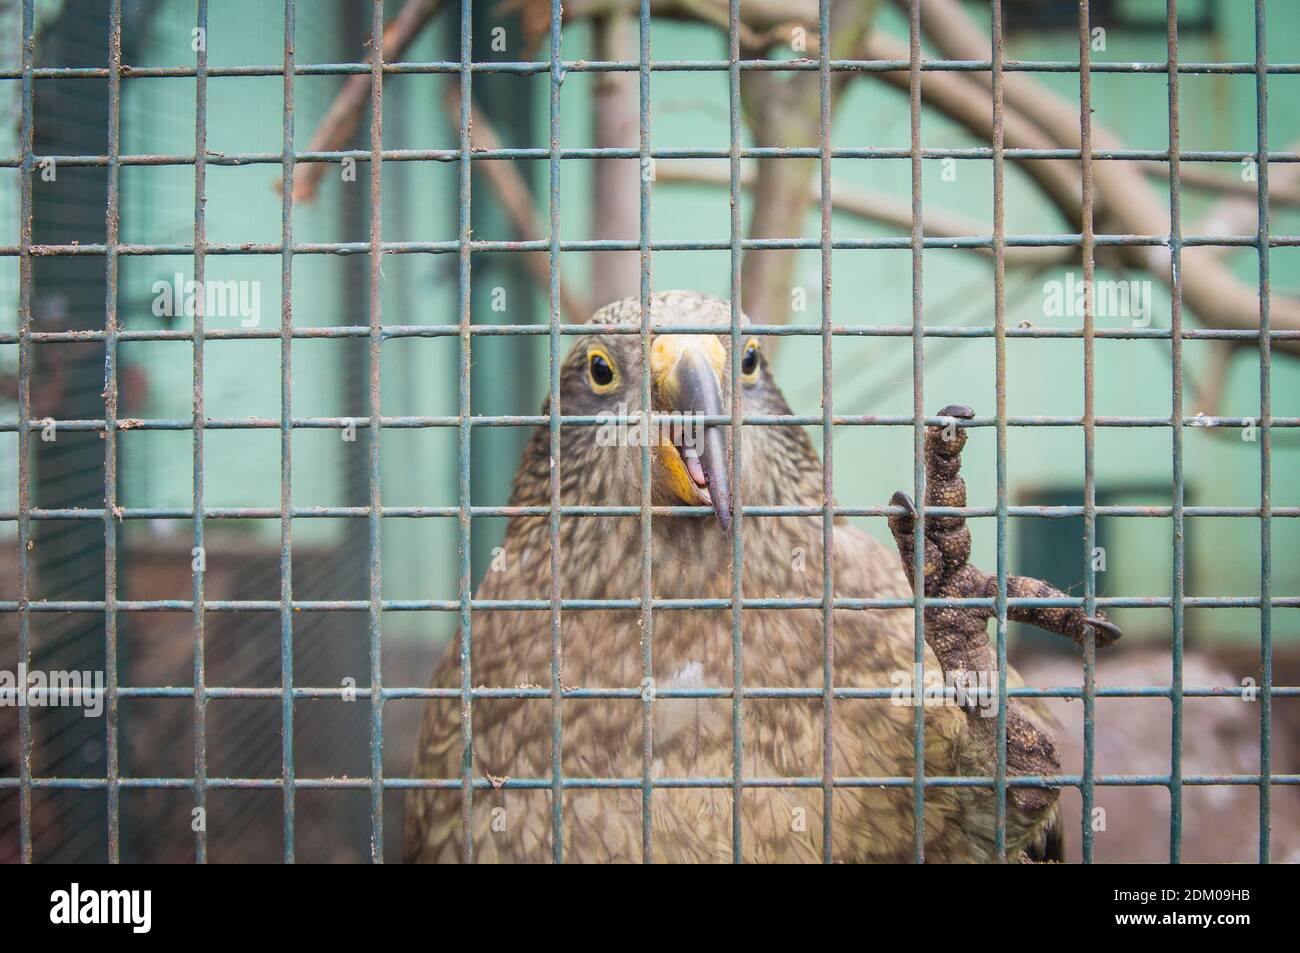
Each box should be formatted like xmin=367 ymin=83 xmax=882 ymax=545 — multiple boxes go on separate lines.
xmin=1018 ymin=648 xmax=1300 ymax=863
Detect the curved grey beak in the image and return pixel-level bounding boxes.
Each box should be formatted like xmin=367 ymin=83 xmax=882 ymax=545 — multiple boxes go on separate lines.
xmin=670 ymin=347 xmax=733 ymax=532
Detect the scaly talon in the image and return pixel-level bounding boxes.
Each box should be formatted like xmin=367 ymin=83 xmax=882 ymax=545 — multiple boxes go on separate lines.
xmin=885 ymin=403 xmax=1124 ymax=821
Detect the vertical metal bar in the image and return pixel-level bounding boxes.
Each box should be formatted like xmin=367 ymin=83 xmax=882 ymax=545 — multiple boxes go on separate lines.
xmin=907 ymin=0 xmax=926 ymax=865
xmin=456 ymin=0 xmax=475 ymax=864
xmin=367 ymin=0 xmax=385 ymax=863
xmin=816 ymin=0 xmax=834 ymax=865
xmin=638 ymin=0 xmax=656 ymax=864
xmin=15 ymin=0 xmax=35 ymax=865
xmin=1077 ymin=0 xmax=1098 ymax=865
xmin=990 ymin=0 xmax=1009 ymax=862
xmin=1165 ymin=0 xmax=1185 ymax=864
xmin=104 ymin=0 xmax=123 ymax=863
xmin=548 ymin=0 xmax=565 ymax=865
xmin=1253 ymin=0 xmax=1273 ymax=865
xmin=726 ymin=0 xmax=744 ymax=865
xmin=279 ymin=0 xmax=297 ymax=863
xmin=192 ymin=0 xmax=209 ymax=865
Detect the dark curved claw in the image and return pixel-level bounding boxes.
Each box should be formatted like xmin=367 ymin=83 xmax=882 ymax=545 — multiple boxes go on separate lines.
xmin=890 ymin=490 xmax=917 ymax=519
xmin=939 ymin=403 xmax=974 ymax=421
xmin=1084 ymin=614 xmax=1123 ymax=647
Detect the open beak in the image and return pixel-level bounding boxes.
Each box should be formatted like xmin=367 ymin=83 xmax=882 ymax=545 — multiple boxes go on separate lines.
xmin=651 ymin=334 xmax=733 ymax=531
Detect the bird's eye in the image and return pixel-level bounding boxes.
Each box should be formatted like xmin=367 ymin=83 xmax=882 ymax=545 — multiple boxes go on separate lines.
xmin=740 ymin=338 xmax=761 ymax=381
xmin=587 ymin=348 xmax=618 ymax=392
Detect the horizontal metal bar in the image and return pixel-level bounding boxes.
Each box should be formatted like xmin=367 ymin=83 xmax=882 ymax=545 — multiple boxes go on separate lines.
xmin=2 ymin=595 xmax=1297 ymax=612
xmin=4 ymin=504 xmax=1299 ymax=521
xmin=102 ymin=684 xmax=1299 ymax=700
xmin=1 ymin=414 xmax=1295 ymax=434
xmin=4 ymin=234 xmax=1297 ymax=258
xmin=4 ymin=233 xmax=1297 ymax=259
xmin=2 ymin=57 xmax=1298 ymax=82
xmin=5 ymin=324 xmax=1300 ymax=345
xmin=2 ymin=774 xmax=1296 ymax=790
xmin=6 ymin=145 xmax=1300 ymax=169
xmin=3 ymin=232 xmax=1296 ymax=263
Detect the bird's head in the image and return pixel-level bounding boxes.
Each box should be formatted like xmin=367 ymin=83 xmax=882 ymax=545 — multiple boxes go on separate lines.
xmin=555 ymin=291 xmax=796 ymax=533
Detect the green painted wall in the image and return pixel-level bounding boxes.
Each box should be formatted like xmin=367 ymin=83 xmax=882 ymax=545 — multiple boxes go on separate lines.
xmin=111 ymin=0 xmax=464 ymax=637
xmin=528 ymin=0 xmax=1300 ymax=646
xmin=5 ymin=0 xmax=1297 ymax=648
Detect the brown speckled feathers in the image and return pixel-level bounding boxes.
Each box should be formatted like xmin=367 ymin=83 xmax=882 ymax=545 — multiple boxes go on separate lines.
xmin=405 ymin=292 xmax=1097 ymax=863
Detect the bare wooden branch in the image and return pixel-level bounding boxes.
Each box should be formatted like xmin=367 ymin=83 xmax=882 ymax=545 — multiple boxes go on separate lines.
xmin=290 ymin=0 xmax=1300 ymax=353
xmin=562 ymin=0 xmax=819 ymax=33
xmin=443 ymin=87 xmax=590 ymax=323
xmin=1189 ymin=137 xmax=1300 ymax=256
xmin=1146 ymin=161 xmax=1300 ymax=209
xmin=739 ymin=0 xmax=882 ymax=330
xmin=659 ymin=159 xmax=1071 ymax=267
xmin=589 ymin=10 xmax=642 ymax=308
xmin=903 ymin=0 xmax=1300 ymax=356
xmin=288 ymin=0 xmax=445 ymax=203
xmin=865 ymin=32 xmax=1088 ymax=234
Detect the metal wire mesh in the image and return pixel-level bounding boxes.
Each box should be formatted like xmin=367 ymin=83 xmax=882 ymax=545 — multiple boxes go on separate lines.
xmin=1 ymin=0 xmax=1297 ymax=864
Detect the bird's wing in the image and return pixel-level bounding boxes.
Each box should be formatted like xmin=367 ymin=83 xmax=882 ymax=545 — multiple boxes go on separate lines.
xmin=403 ymin=636 xmax=462 ymax=863
xmin=403 ymin=530 xmax=559 ymax=864
xmin=404 ymin=589 xmax=573 ymax=861
xmin=820 ymin=522 xmax=979 ymax=858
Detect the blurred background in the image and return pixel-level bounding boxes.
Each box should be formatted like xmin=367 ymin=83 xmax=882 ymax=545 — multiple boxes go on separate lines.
xmin=0 ymin=0 xmax=1297 ymax=862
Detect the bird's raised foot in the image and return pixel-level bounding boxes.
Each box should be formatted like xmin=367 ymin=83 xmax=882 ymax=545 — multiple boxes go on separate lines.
xmin=886 ymin=404 xmax=1123 ymax=653
xmin=885 ymin=404 xmax=1123 ymax=827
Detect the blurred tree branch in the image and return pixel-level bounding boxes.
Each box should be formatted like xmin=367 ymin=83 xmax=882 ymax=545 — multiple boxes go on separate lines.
xmin=1189 ymin=136 xmax=1300 ymax=259
xmin=442 ymin=86 xmax=590 ymax=322
xmin=659 ymin=158 xmax=1071 ymax=267
xmin=287 ymin=0 xmax=445 ymax=203
xmin=898 ymin=0 xmax=1300 ymax=357
xmin=1148 ymin=160 xmax=1300 ymax=210
xmin=293 ymin=0 xmax=1300 ymax=357
xmin=738 ymin=0 xmax=882 ymax=328
xmin=588 ymin=9 xmax=642 ymax=305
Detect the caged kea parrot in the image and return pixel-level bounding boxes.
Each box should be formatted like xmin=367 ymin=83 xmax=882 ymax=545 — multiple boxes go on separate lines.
xmin=406 ymin=290 xmax=1120 ymax=863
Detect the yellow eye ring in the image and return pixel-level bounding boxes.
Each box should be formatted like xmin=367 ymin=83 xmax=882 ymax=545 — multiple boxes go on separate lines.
xmin=587 ymin=346 xmax=619 ymax=393
xmin=740 ymin=338 xmax=761 ymax=382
